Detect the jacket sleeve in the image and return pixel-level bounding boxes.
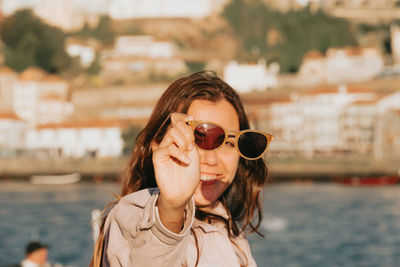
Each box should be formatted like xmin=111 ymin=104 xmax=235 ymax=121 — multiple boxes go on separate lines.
xmin=102 ymin=189 xmax=195 ymax=267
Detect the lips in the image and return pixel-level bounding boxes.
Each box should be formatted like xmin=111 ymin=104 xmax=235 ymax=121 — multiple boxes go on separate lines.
xmin=200 ymin=179 xmax=218 ymax=185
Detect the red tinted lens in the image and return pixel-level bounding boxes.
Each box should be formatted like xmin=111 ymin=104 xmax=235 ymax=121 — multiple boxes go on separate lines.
xmin=194 ymin=123 xmax=225 ymax=150
xmin=238 ymin=132 xmax=268 ymax=159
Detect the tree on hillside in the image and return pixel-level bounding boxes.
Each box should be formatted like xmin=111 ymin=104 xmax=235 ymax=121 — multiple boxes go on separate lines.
xmin=92 ymin=15 xmax=115 ymax=46
xmin=74 ymin=15 xmax=116 ymax=46
xmin=223 ymin=0 xmax=356 ymax=72
xmin=75 ymin=22 xmax=92 ymax=39
xmin=0 ymin=9 xmax=71 ymax=73
xmin=185 ymin=61 xmax=206 ymax=73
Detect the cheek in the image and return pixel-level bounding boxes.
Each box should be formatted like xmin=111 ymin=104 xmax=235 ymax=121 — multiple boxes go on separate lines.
xmin=219 ymin=151 xmax=240 ymax=180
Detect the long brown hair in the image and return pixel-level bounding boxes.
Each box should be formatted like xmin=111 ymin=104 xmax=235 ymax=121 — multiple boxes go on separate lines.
xmin=90 ymin=71 xmax=268 ymax=266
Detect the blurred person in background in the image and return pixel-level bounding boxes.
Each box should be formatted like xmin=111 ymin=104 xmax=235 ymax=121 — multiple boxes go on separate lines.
xmin=91 ymin=71 xmax=273 ymax=266
xmin=21 ymin=241 xmax=50 ymax=267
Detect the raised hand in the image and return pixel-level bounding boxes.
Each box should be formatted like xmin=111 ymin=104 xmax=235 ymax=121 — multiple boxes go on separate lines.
xmin=152 ymin=113 xmax=200 ymax=232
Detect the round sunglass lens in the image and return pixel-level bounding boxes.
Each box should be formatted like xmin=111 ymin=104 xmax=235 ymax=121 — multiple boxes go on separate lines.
xmin=238 ymin=132 xmax=268 ymax=159
xmin=194 ymin=123 xmax=225 ymax=150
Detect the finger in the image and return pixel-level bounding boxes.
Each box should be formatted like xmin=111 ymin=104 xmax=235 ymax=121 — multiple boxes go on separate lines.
xmin=159 ymin=127 xmax=187 ymax=151
xmin=171 ymin=112 xmax=193 ymax=126
xmin=156 ymin=143 xmax=192 ymax=165
xmin=174 ymin=120 xmax=195 ymax=151
xmin=170 ymin=113 xmax=195 ymax=151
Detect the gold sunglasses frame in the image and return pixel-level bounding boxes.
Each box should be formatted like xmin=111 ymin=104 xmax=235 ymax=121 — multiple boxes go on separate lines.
xmin=187 ymin=120 xmax=274 ymax=160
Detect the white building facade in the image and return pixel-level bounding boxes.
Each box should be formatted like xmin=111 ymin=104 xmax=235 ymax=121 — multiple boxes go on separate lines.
xmin=0 ymin=112 xmax=26 ymax=155
xmin=112 ymin=36 xmax=176 ymax=59
xmin=267 ymin=85 xmax=377 ymax=157
xmin=26 ymin=121 xmax=124 ymax=158
xmin=67 ymin=43 xmax=96 ymax=67
xmin=102 ymin=35 xmax=186 ymax=76
xmin=224 ymin=60 xmax=279 ymax=93
xmin=339 ymin=100 xmax=378 ymax=155
xmin=0 ymin=66 xmax=18 ymax=112
xmin=374 ymin=91 xmax=400 ymax=160
xmin=297 ymin=47 xmax=384 ymax=85
xmin=12 ymin=68 xmax=74 ymax=127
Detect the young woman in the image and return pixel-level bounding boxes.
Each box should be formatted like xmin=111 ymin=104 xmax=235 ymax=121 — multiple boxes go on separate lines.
xmin=91 ymin=71 xmax=273 ymax=267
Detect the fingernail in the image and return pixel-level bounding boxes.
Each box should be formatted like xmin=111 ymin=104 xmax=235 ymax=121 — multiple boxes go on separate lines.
xmin=185 ymin=156 xmax=192 ymax=164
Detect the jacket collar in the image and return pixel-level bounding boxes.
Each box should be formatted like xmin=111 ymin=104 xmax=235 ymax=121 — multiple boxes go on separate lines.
xmin=193 ymin=201 xmax=230 ymax=233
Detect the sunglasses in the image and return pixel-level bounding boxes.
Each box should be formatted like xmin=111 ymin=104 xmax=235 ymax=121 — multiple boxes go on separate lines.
xmin=187 ymin=120 xmax=273 ymax=160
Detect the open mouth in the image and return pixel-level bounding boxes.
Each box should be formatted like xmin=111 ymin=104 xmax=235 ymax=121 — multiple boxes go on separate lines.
xmin=200 ymin=174 xmax=220 ymax=185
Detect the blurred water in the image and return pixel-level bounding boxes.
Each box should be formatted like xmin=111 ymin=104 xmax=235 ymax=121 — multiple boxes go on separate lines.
xmin=0 ymin=182 xmax=118 ymax=267
xmin=1 ymin=182 xmax=399 ymax=267
xmin=250 ymin=184 xmax=400 ymax=267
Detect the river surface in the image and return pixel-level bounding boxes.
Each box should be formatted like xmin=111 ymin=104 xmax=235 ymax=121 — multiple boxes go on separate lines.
xmin=1 ymin=182 xmax=399 ymax=267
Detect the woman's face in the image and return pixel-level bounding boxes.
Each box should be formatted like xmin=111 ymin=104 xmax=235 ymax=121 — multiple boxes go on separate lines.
xmin=187 ymin=99 xmax=240 ymax=210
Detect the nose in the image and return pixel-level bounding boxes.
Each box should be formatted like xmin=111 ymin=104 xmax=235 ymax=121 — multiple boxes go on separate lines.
xmin=199 ymin=149 xmax=218 ymax=166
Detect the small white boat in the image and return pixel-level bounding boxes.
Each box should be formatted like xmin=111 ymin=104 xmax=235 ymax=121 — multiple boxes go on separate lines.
xmin=30 ymin=172 xmax=82 ymax=185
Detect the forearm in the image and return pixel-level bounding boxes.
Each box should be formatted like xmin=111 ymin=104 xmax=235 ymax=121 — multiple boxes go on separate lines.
xmin=156 ymin=194 xmax=186 ymax=233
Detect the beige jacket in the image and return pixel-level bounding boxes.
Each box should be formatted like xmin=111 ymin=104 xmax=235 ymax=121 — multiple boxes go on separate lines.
xmin=102 ymin=188 xmax=257 ymax=267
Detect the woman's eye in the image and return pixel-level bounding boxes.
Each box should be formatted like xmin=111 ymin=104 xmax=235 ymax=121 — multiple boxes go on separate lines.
xmin=225 ymin=140 xmax=235 ymax=147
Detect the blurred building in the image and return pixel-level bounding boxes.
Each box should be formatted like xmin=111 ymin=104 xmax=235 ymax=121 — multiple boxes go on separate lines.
xmin=36 ymin=94 xmax=74 ymax=126
xmin=298 ymin=47 xmax=384 ymax=85
xmin=374 ymin=91 xmax=400 ymax=160
xmin=108 ymin=0 xmax=228 ymax=19
xmin=326 ymin=47 xmax=383 ymax=83
xmin=223 ymin=60 xmax=279 ymax=93
xmin=0 ymin=66 xmax=18 ymax=111
xmin=339 ymin=99 xmax=378 ymax=155
xmin=0 ymin=67 xmax=74 ymax=127
xmin=391 ymin=24 xmax=400 ymax=64
xmin=66 ymin=41 xmax=97 ymax=68
xmin=14 ymin=68 xmax=74 ymax=127
xmin=112 ymin=36 xmax=176 ymax=59
xmin=259 ymin=85 xmax=377 ymax=157
xmin=297 ymin=50 xmax=326 ymax=85
xmin=102 ymin=35 xmax=186 ymax=77
xmin=320 ymin=0 xmax=400 ymax=23
xmin=0 ymin=112 xmax=26 ymax=155
xmin=25 ymin=120 xmax=124 ymax=158
xmin=244 ymin=86 xmax=400 ymax=160
xmin=381 ymin=109 xmax=400 ymax=159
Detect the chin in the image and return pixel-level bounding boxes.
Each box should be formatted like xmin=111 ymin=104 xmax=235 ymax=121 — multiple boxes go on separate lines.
xmin=193 ymin=194 xmax=216 ymax=208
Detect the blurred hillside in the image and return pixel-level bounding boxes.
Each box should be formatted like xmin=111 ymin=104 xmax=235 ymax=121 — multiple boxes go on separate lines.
xmin=1 ymin=0 xmax=400 ymax=168
xmin=1 ymin=1 xmax=399 ymax=80
xmin=113 ymin=17 xmax=238 ymax=61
